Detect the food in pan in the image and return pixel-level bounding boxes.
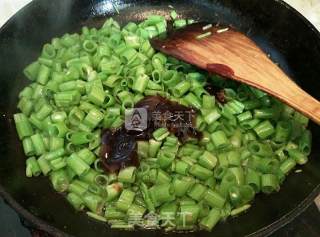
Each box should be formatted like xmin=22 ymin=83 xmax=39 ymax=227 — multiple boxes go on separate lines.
xmin=14 ymin=13 xmax=312 ymax=231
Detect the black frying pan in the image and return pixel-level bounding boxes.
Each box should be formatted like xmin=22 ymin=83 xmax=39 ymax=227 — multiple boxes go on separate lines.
xmin=1 ymin=0 xmax=320 ymax=236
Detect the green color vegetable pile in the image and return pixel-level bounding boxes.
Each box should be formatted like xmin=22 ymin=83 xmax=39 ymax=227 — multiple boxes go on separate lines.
xmin=14 ymin=12 xmax=312 ymax=232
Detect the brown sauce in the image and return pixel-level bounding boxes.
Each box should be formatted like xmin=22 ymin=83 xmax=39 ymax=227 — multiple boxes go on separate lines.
xmin=100 ymin=128 xmax=139 ymax=173
xmin=100 ymin=95 xmax=202 ymax=173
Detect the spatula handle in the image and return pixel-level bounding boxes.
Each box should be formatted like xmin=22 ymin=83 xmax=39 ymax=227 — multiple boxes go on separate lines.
xmin=282 ymin=85 xmax=320 ymax=124
xmin=151 ymin=23 xmax=320 ymax=124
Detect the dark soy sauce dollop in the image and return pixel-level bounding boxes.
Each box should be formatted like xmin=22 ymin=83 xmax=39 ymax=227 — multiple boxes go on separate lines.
xmin=100 ymin=95 xmax=202 ymax=173
xmin=100 ymin=129 xmax=139 ymax=173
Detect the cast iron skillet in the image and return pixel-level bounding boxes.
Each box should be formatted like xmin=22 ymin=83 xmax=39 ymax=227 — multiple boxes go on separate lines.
xmin=1 ymin=0 xmax=320 ymax=236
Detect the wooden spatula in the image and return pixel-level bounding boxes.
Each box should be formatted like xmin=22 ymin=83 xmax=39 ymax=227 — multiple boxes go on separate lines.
xmin=150 ymin=23 xmax=320 ymax=124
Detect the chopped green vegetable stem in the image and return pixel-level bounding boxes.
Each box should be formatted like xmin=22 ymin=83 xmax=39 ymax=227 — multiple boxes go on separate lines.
xmin=15 ymin=13 xmax=313 ymax=232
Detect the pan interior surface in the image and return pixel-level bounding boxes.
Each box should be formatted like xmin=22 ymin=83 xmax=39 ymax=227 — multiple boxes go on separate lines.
xmin=0 ymin=0 xmax=320 ymax=236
